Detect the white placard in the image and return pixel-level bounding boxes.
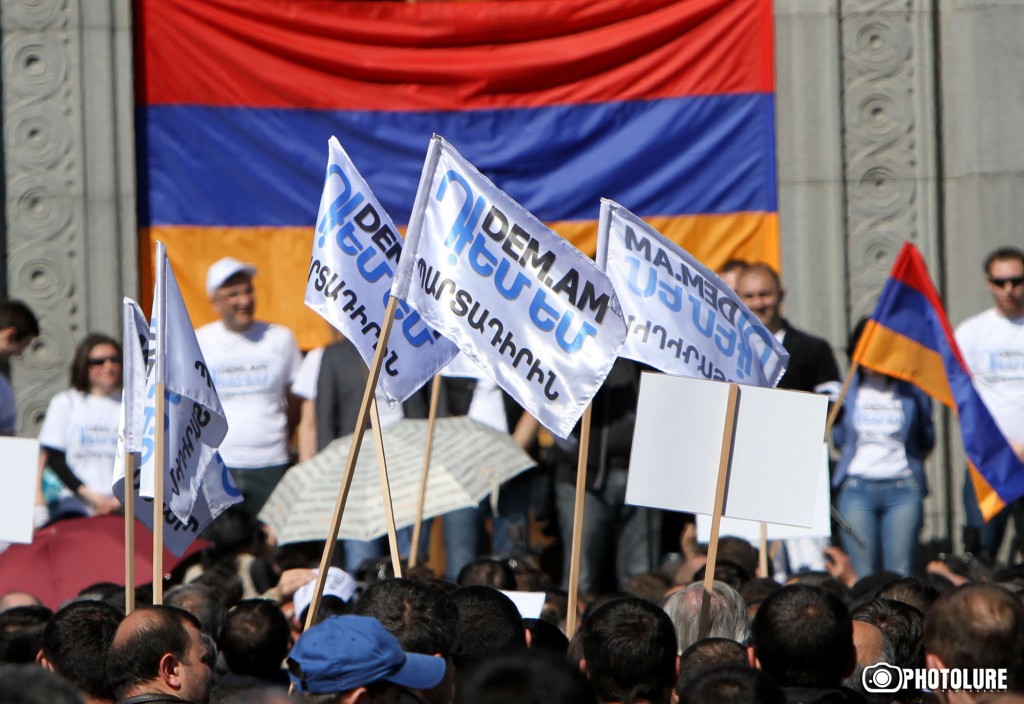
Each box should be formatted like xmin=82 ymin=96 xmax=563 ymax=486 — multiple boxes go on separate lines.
xmin=626 ymin=373 xmax=827 ymax=527
xmin=0 ymin=437 xmax=40 ymax=544
xmin=696 ymin=443 xmax=832 ymax=542
xmin=501 ymin=590 xmax=546 ymax=620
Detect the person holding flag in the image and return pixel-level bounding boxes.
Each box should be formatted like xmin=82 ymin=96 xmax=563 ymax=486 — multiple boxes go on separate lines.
xmin=853 ymin=242 xmax=1024 ymax=566
xmin=955 ymin=246 xmax=1024 ymax=560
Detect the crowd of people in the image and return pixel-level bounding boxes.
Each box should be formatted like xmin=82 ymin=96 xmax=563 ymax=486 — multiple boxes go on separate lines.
xmin=0 ymin=244 xmax=1022 ymax=703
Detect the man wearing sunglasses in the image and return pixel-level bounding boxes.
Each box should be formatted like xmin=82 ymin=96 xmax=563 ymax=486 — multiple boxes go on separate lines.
xmin=955 ymin=246 xmax=1024 ymax=560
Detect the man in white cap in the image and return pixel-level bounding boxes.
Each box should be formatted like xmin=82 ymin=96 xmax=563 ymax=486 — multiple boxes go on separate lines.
xmin=197 ymin=257 xmax=302 ymax=514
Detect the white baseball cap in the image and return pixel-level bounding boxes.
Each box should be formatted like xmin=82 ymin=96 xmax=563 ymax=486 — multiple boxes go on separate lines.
xmin=206 ymin=257 xmax=257 ymax=296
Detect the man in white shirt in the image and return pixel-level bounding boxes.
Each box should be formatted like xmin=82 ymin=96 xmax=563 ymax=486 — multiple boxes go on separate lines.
xmin=197 ymin=257 xmax=302 ymax=515
xmin=955 ymin=246 xmax=1024 ymax=560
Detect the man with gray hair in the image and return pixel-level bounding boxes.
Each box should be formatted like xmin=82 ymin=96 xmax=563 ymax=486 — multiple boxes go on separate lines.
xmin=663 ymin=581 xmax=750 ymax=654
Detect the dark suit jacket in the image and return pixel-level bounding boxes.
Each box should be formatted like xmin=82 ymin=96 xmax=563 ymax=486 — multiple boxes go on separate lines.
xmin=777 ymin=320 xmax=841 ymax=393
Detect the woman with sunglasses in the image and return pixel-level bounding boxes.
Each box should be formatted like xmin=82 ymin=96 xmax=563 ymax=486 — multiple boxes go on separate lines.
xmin=37 ymin=333 xmax=124 ymax=521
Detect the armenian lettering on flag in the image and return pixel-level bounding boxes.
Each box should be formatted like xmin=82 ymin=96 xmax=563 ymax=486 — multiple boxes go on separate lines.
xmin=135 ymin=0 xmax=778 ymax=349
xmin=597 ymin=200 xmax=788 ymax=387
xmin=306 ymin=137 xmax=458 ymax=404
xmin=392 ymin=135 xmax=626 ymax=439
xmin=853 ymin=242 xmax=1024 ymax=520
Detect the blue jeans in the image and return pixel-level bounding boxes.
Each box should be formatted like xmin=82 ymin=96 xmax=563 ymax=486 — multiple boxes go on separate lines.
xmin=962 ymin=472 xmax=1012 ymax=559
xmin=555 ymin=469 xmax=661 ymax=594
xmin=341 ymin=521 xmax=432 ymax=575
xmin=442 ymin=471 xmax=531 ymax=581
xmin=836 ymin=475 xmax=922 ymax=577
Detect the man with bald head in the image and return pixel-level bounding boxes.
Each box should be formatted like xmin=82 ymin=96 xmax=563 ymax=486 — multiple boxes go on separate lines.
xmin=106 ymin=605 xmax=215 ymax=704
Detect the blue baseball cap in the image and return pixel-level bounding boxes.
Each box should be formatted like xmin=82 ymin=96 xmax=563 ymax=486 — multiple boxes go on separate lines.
xmin=288 ymin=615 xmax=446 ymax=694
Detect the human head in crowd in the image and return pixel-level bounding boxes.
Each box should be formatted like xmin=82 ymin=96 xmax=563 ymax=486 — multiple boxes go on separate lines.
xmin=293 ymin=567 xmax=357 ymax=631
xmin=738 ymin=578 xmax=781 ymax=621
xmin=716 ymin=538 xmax=759 ymax=582
xmin=523 ymin=617 xmax=569 ymax=658
xmin=165 ymin=584 xmax=226 ymax=642
xmin=0 ymin=301 xmax=39 ymax=360
xmin=287 ymin=615 xmax=445 ymax=704
xmin=691 ymin=560 xmax=751 ymax=591
xmin=0 ymin=605 xmax=52 ymax=664
xmin=107 ymin=605 xmax=216 ymax=704
xmin=736 ymin=263 xmax=785 ymax=332
xmin=678 ymin=665 xmax=786 ymax=704
xmin=220 ymin=599 xmax=292 ymax=685
xmin=924 ymin=584 xmax=1024 ymax=700
xmin=875 ymin=577 xmax=941 ymax=616
xmin=717 ymin=260 xmax=749 ymax=291
xmin=69 ymin=333 xmax=122 ymax=394
xmin=623 ymin=572 xmax=672 ymax=606
xmin=450 ymin=586 xmax=527 ymax=675
xmin=749 ymin=585 xmax=856 ymax=692
xmin=455 ymin=651 xmax=597 ymax=704
xmin=853 ymin=599 xmax=925 ymax=674
xmin=455 ymin=557 xmax=517 ymax=590
xmin=0 ymin=663 xmax=84 ymax=704
xmin=843 ymin=619 xmax=894 ymax=704
xmin=212 ymin=686 xmax=293 ymax=704
xmin=206 ymin=257 xmax=258 ymax=333
xmin=578 ymin=596 xmax=678 ymax=704
xmin=38 ymin=600 xmax=123 ymax=703
xmin=0 ymin=592 xmax=42 ymax=613
xmin=351 ymin=578 xmax=457 ymax=704
xmin=984 ymin=246 xmax=1024 ymax=319
xmin=786 ymin=571 xmax=852 ymax=606
xmin=675 ymin=638 xmax=750 ymax=695
xmin=663 ymin=581 xmax=750 ymax=654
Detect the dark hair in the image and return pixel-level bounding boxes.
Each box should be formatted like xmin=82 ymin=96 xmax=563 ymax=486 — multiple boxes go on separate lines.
xmin=451 ymin=586 xmax=525 ymax=672
xmin=0 ymin=301 xmax=39 ymax=344
xmin=107 ymin=606 xmax=201 ymax=699
xmin=69 ymin=333 xmax=121 ymax=393
xmin=676 ymin=638 xmax=750 ymax=694
xmin=678 ymin=665 xmax=786 ymax=704
xmin=165 ymin=583 xmax=225 ymax=640
xmin=719 ymin=260 xmax=749 ymax=276
xmin=852 ymin=598 xmax=924 ymax=672
xmin=221 ymin=600 xmax=290 ymax=678
xmin=0 ymin=606 xmax=52 ymax=664
xmin=984 ymin=246 xmax=1024 ymax=274
xmin=750 ymin=585 xmax=853 ymax=688
xmin=41 ymin=600 xmax=123 ymax=699
xmin=455 ymin=651 xmax=597 ymax=704
xmin=847 ymin=316 xmax=871 ymax=361
xmin=0 ymin=663 xmax=85 ymax=704
xmin=623 ymin=572 xmax=672 ymax=606
xmin=352 ymin=578 xmax=458 ymax=656
xmin=579 ymin=596 xmax=678 ymax=704
xmin=924 ymin=584 xmax=1024 ymax=690
xmin=456 ymin=558 xmax=517 ymax=590
xmin=524 ymin=617 xmax=569 ymax=657
xmin=876 ymin=576 xmax=940 ymax=616
xmin=786 ymin=571 xmax=851 ymax=605
xmin=738 ymin=578 xmax=781 ymax=615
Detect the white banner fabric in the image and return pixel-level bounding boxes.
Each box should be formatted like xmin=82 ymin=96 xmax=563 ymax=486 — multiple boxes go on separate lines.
xmin=596 ymin=200 xmax=788 ymax=387
xmin=391 ymin=135 xmax=626 ymax=438
xmin=306 ymin=137 xmax=459 ymax=404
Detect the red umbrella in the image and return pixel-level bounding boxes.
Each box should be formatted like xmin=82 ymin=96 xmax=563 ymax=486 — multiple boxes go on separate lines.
xmin=0 ymin=514 xmax=207 ymax=610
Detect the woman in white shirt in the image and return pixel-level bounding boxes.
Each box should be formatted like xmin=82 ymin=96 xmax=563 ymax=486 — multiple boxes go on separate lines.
xmin=38 ymin=334 xmax=123 ymax=520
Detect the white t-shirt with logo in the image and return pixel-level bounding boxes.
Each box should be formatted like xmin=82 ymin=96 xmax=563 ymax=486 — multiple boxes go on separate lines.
xmin=38 ymin=389 xmax=120 ymax=515
xmin=847 ymin=376 xmax=910 ymax=479
xmin=196 ymin=320 xmax=302 ymax=469
xmin=955 ymin=308 xmax=1024 ymax=445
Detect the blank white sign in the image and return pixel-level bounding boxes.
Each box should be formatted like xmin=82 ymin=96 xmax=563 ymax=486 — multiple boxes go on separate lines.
xmin=0 ymin=437 xmax=40 ymax=544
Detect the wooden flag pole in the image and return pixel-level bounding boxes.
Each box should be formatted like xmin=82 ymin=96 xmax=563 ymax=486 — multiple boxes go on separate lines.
xmin=303 ymin=296 xmax=401 ymax=633
xmin=409 ymin=373 xmax=442 ymax=568
xmin=758 ymin=522 xmax=769 ymax=579
xmin=124 ymin=452 xmax=136 ymax=614
xmin=152 ymin=384 xmax=166 ymax=605
xmin=824 ymin=361 xmax=858 ymax=440
xmin=565 ymin=403 xmax=594 ymax=638
xmin=369 ymin=398 xmax=402 ymax=578
xmin=698 ymin=383 xmax=740 ymax=640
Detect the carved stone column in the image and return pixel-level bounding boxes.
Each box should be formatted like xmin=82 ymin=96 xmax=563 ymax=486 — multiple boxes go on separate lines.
xmin=2 ymin=0 xmax=136 ymax=435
